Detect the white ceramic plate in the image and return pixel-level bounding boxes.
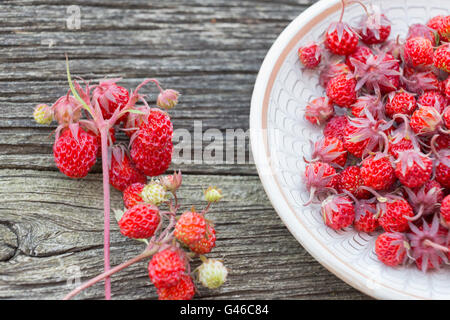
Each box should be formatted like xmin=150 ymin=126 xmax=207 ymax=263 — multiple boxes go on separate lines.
xmin=250 ymin=0 xmax=450 ymax=300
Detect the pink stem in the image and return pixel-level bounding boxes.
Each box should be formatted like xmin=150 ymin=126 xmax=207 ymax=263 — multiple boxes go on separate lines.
xmin=62 ymin=247 xmax=158 ymax=300
xmin=100 ymin=126 xmax=112 ymax=300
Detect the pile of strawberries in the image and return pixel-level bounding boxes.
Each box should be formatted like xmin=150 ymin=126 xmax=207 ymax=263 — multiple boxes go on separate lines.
xmin=34 ymin=60 xmax=227 ymax=300
xmin=301 ymin=1 xmax=449 ymax=272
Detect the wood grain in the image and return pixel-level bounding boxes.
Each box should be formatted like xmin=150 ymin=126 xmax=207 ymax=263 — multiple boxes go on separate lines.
xmin=0 ymin=0 xmax=367 ymax=299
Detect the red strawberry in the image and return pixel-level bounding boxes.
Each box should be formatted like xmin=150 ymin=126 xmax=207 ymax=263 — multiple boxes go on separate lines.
xmin=123 ymin=182 xmax=145 ymax=209
xmin=357 ymin=13 xmax=391 ymax=45
xmin=304 ymin=97 xmax=334 ymax=126
xmin=417 ymin=90 xmax=447 ymax=113
xmin=319 ymin=62 xmax=350 ymax=88
xmin=188 ymin=223 xmax=216 ymax=254
xmin=174 ymin=211 xmax=207 ymax=246
xmin=433 ymin=44 xmax=450 ymax=73
xmin=323 ymin=115 xmax=348 ymax=141
xmin=353 ymin=200 xmax=379 ymax=233
xmin=298 ymin=43 xmax=322 ymax=69
xmin=410 ymin=105 xmax=443 ymax=135
xmin=304 ymin=162 xmax=338 ymax=205
xmin=403 ymin=70 xmax=440 ymax=95
xmin=403 ymin=37 xmax=434 ymax=68
xmin=427 ymin=15 xmax=444 ymax=33
xmin=148 ymin=249 xmax=186 ymax=289
xmin=337 ymin=166 xmax=370 ymax=199
xmin=437 ymin=15 xmax=450 ymax=42
xmin=444 ymin=107 xmax=450 ymax=128
xmin=130 ymin=109 xmax=173 ymax=177
xmin=350 ymin=94 xmax=383 ymax=119
xmin=326 ymin=73 xmax=357 ymax=107
xmin=109 ymin=147 xmax=147 ymax=192
xmin=324 ymin=22 xmax=358 ymax=55
xmin=394 ymin=150 xmax=433 ymax=189
xmin=407 ymin=216 xmax=448 ymax=272
xmin=53 ymin=126 xmax=99 ymax=178
xmin=361 ymin=153 xmax=396 ymax=191
xmin=310 ymin=136 xmax=347 ymax=167
xmin=444 ymin=78 xmax=450 ymax=99
xmin=321 ymin=195 xmax=355 ymax=230
xmin=435 ymin=153 xmax=450 ymax=189
xmin=378 ymin=198 xmax=414 ymax=232
xmin=93 ymin=79 xmax=129 ymax=121
xmin=157 ymin=275 xmax=195 ymax=300
xmin=375 ymin=232 xmax=408 ymax=266
xmin=118 ymin=203 xmax=160 ymax=239
xmin=385 ymin=90 xmax=417 ymax=119
xmin=345 ymin=46 xmax=373 ymax=71
xmin=441 ymin=195 xmax=450 ymax=225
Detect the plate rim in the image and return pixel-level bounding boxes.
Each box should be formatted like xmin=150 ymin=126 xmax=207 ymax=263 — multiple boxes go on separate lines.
xmin=249 ymin=0 xmax=442 ymax=300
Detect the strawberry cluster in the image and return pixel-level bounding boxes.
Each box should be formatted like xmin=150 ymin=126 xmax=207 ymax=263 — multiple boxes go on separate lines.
xmin=301 ymin=1 xmax=449 ymax=272
xmin=34 ymin=59 xmax=227 ymax=300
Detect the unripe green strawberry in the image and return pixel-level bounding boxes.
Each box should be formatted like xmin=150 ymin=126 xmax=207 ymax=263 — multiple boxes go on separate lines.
xmin=33 ymin=104 xmax=53 ymax=125
xmin=198 ymin=259 xmax=228 ymax=289
xmin=141 ymin=182 xmax=167 ymax=206
xmin=204 ymin=187 xmax=223 ymax=203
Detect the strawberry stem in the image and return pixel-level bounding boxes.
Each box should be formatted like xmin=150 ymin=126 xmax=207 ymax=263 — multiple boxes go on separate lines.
xmin=100 ymin=126 xmax=112 ymax=300
xmin=62 ymin=246 xmax=158 ymax=300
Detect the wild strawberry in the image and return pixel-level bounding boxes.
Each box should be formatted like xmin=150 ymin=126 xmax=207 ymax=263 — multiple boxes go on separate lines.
xmin=204 ymin=186 xmax=223 ymax=203
xmin=323 ymin=115 xmax=348 ymax=141
xmin=157 ymin=274 xmax=195 ymax=300
xmin=436 ymin=15 xmax=450 ymax=42
xmin=326 ymin=73 xmax=357 ymax=108
xmin=93 ymin=79 xmax=129 ymax=121
xmin=109 ymin=147 xmax=147 ymax=192
xmin=130 ymin=109 xmax=173 ymax=177
xmin=350 ymin=94 xmax=383 ymax=119
xmin=33 ymin=104 xmax=53 ymax=125
xmin=309 ymin=136 xmax=347 ymax=167
xmin=427 ymin=15 xmax=444 ymax=34
xmin=51 ymin=93 xmax=82 ymax=125
xmin=357 ymin=9 xmax=391 ymax=45
xmin=123 ymin=105 xmax=150 ymax=138
xmin=361 ymin=153 xmax=396 ymax=191
xmin=345 ymin=46 xmax=373 ymax=71
xmin=375 ymin=232 xmax=408 ymax=266
xmin=417 ymin=91 xmax=447 ymax=113
xmin=304 ymin=162 xmax=338 ymax=205
xmin=197 ymin=259 xmax=228 ymax=289
xmin=319 ymin=62 xmax=350 ymax=88
xmin=298 ymin=43 xmax=322 ymax=69
xmin=304 ymin=97 xmax=334 ymax=126
xmin=353 ymin=200 xmax=379 ymax=233
xmin=403 ymin=181 xmax=443 ymax=221
xmin=435 ymin=152 xmax=450 ymax=189
xmin=378 ymin=197 xmax=414 ymax=232
xmin=394 ymin=150 xmax=433 ymax=189
xmin=343 ymin=115 xmax=391 ymax=158
xmin=403 ymin=37 xmax=434 ymax=68
xmin=407 ymin=216 xmax=449 ymax=272
xmin=141 ymin=182 xmax=167 ymax=206
xmin=174 ymin=211 xmax=207 ymax=246
xmin=157 ymin=89 xmax=180 ymax=110
xmin=351 ymin=52 xmax=401 ymax=94
xmin=321 ymin=194 xmax=355 ymax=230
xmin=432 ymin=133 xmax=450 ymax=152
xmin=444 ymin=107 xmax=450 ymax=128
xmin=189 ymin=223 xmax=216 ymax=254
xmin=148 ymin=248 xmax=186 ymax=289
xmin=387 ymin=122 xmax=417 ymax=159
xmin=440 ymin=195 xmax=450 ymax=225
xmin=403 ymin=70 xmax=440 ymax=95
xmin=53 ymin=126 xmax=99 ymax=178
xmin=123 ymin=182 xmax=145 ymax=209
xmin=443 ymin=78 xmax=450 ymax=99
xmin=118 ymin=203 xmax=160 ymax=239
xmin=407 ymin=24 xmax=436 ymax=43
xmin=410 ymin=105 xmax=443 ymax=135
xmin=384 ymin=90 xmax=417 ymax=119
xmin=433 ymin=44 xmax=450 ymax=73
xmin=324 ymin=22 xmax=358 ymax=56
xmin=337 ymin=166 xmax=370 ymax=199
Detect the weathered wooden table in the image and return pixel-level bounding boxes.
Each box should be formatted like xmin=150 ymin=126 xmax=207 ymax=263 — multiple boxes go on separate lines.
xmin=0 ymin=0 xmax=368 ymax=299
